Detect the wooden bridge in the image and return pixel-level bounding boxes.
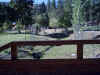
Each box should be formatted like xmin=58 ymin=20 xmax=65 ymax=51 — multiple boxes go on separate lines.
xmin=0 ymin=40 xmax=100 ymax=75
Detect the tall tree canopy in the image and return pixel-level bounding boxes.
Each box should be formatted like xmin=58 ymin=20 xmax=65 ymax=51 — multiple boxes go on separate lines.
xmin=51 ymin=0 xmax=56 ymax=9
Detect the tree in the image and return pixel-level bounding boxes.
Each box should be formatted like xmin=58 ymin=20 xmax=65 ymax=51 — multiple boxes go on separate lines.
xmin=58 ymin=0 xmax=72 ymax=27
xmin=72 ymin=0 xmax=91 ymax=39
xmin=47 ymin=0 xmax=51 ymax=11
xmin=57 ymin=0 xmax=63 ymax=9
xmin=0 ymin=4 xmax=5 ymax=24
xmin=0 ymin=4 xmax=9 ymax=31
xmin=85 ymin=0 xmax=100 ymax=23
xmin=15 ymin=0 xmax=34 ymax=28
xmin=36 ymin=13 xmax=49 ymax=27
xmin=72 ymin=0 xmax=83 ymax=39
xmin=9 ymin=0 xmax=16 ymax=8
xmin=94 ymin=1 xmax=100 ymax=23
xmin=40 ymin=2 xmax=47 ymax=13
xmin=23 ymin=15 xmax=33 ymax=26
xmin=51 ymin=0 xmax=56 ymax=9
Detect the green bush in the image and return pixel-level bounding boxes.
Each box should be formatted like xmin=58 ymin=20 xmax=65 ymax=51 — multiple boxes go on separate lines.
xmin=35 ymin=13 xmax=49 ymax=27
xmin=2 ymin=22 xmax=9 ymax=30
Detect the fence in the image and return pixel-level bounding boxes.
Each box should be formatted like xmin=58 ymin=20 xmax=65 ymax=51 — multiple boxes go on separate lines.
xmin=0 ymin=40 xmax=100 ymax=75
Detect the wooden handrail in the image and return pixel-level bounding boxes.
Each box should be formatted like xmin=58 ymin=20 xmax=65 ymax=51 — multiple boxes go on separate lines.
xmin=12 ymin=40 xmax=100 ymax=46
xmin=0 ymin=40 xmax=100 ymax=60
xmin=0 ymin=43 xmax=11 ymax=52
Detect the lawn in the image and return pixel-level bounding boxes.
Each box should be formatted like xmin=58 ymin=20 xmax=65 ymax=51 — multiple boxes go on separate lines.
xmin=0 ymin=33 xmax=30 ymax=46
xmin=0 ymin=33 xmax=77 ymax=59
xmin=0 ymin=33 xmax=100 ymax=59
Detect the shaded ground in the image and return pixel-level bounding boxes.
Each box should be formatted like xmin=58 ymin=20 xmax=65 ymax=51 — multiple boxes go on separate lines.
xmin=47 ymin=33 xmax=68 ymax=39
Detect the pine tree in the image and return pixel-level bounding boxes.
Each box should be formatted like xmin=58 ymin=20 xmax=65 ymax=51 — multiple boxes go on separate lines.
xmin=47 ymin=0 xmax=51 ymax=10
xmin=58 ymin=0 xmax=72 ymax=27
xmin=94 ymin=1 xmax=100 ymax=23
xmin=9 ymin=0 xmax=16 ymax=8
xmin=51 ymin=0 xmax=56 ymax=9
xmin=57 ymin=0 xmax=63 ymax=9
xmin=40 ymin=2 xmax=47 ymax=13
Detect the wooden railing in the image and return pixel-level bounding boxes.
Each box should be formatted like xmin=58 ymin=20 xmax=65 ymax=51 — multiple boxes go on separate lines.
xmin=0 ymin=40 xmax=100 ymax=60
xmin=0 ymin=40 xmax=100 ymax=74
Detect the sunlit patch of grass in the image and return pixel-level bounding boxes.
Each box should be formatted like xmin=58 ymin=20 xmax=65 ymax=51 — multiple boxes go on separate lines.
xmin=0 ymin=33 xmax=30 ymax=46
xmin=42 ymin=45 xmax=77 ymax=59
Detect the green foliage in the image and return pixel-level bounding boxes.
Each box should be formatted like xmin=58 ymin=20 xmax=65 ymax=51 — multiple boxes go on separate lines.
xmin=57 ymin=0 xmax=63 ymax=8
xmin=40 ymin=2 xmax=47 ymax=13
xmin=0 ymin=0 xmax=34 ymax=32
xmin=85 ymin=0 xmax=100 ymax=22
xmin=16 ymin=20 xmax=22 ymax=33
xmin=72 ymin=0 xmax=81 ymax=25
xmin=0 ymin=4 xmax=9 ymax=31
xmin=57 ymin=0 xmax=72 ymax=27
xmin=23 ymin=15 xmax=33 ymax=25
xmin=58 ymin=12 xmax=72 ymax=27
xmin=35 ymin=13 xmax=49 ymax=27
xmin=47 ymin=0 xmax=51 ymax=10
xmin=16 ymin=20 xmax=22 ymax=29
xmin=0 ymin=4 xmax=7 ymax=26
xmin=49 ymin=18 xmax=58 ymax=27
xmin=2 ymin=22 xmax=9 ymax=30
xmin=51 ymin=0 xmax=56 ymax=9
xmin=9 ymin=0 xmax=16 ymax=8
xmin=47 ymin=0 xmax=72 ymax=28
xmin=15 ymin=0 xmax=34 ymax=25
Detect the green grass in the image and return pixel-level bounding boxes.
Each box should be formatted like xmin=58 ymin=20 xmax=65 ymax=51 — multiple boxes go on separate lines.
xmin=81 ymin=25 xmax=100 ymax=31
xmin=42 ymin=45 xmax=76 ymax=59
xmin=0 ymin=33 xmax=77 ymax=59
xmin=0 ymin=33 xmax=100 ymax=59
xmin=0 ymin=33 xmax=30 ymax=46
xmin=83 ymin=44 xmax=100 ymax=58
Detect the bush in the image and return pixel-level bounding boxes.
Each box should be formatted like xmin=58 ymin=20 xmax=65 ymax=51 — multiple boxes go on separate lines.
xmin=2 ymin=22 xmax=9 ymax=30
xmin=35 ymin=13 xmax=49 ymax=27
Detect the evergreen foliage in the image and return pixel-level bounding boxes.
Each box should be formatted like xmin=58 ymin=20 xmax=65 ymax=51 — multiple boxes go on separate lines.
xmin=47 ymin=0 xmax=51 ymax=11
xmin=58 ymin=0 xmax=72 ymax=27
xmin=51 ymin=0 xmax=56 ymax=9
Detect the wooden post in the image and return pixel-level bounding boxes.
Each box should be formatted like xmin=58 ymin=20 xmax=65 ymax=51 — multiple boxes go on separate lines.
xmin=11 ymin=42 xmax=17 ymax=60
xmin=77 ymin=43 xmax=83 ymax=60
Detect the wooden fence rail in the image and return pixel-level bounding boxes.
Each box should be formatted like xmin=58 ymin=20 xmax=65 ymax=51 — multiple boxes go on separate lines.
xmin=0 ymin=40 xmax=100 ymax=60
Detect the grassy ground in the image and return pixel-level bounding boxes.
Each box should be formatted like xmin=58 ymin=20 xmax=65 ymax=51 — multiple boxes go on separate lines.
xmin=0 ymin=33 xmax=77 ymax=59
xmin=0 ymin=33 xmax=30 ymax=46
xmin=0 ymin=33 xmax=100 ymax=59
xmin=42 ymin=45 xmax=76 ymax=59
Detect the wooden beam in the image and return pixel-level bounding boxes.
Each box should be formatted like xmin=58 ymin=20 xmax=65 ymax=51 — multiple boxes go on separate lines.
xmin=13 ymin=40 xmax=100 ymax=46
xmin=77 ymin=43 xmax=83 ymax=60
xmin=11 ymin=43 xmax=17 ymax=60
